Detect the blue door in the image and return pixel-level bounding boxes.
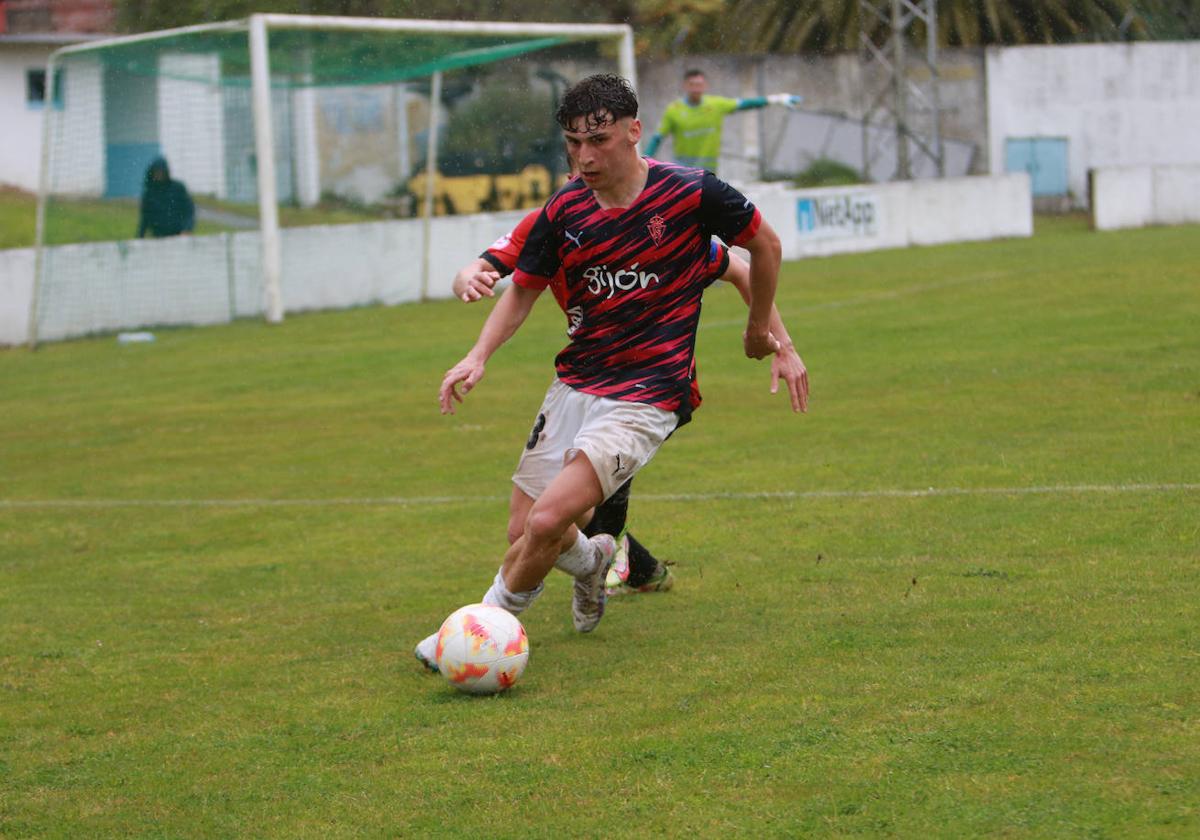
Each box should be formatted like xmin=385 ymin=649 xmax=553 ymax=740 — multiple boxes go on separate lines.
xmin=1005 ymin=138 xmax=1069 ymax=197
xmin=105 ymin=143 xmax=161 ymax=198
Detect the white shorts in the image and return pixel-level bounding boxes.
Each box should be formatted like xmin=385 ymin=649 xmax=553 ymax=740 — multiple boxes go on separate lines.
xmin=512 ymin=379 xmax=679 ymax=502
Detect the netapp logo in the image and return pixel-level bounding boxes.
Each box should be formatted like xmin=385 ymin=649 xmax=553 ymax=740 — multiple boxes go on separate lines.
xmin=796 ymin=193 xmax=880 ymax=239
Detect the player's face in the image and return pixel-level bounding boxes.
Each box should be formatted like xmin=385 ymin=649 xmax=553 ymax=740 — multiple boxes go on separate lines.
xmin=563 ymin=113 xmax=642 ymax=191
xmin=684 ymin=74 xmax=707 ymax=104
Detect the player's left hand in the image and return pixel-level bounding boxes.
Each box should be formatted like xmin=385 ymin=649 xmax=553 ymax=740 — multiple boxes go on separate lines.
xmin=770 ymin=344 xmax=809 ymax=413
xmin=743 ymin=327 xmax=781 ymax=360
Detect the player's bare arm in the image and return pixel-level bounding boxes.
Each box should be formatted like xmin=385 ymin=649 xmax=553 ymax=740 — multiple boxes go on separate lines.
xmin=451 ymin=257 xmax=501 ymax=302
xmin=721 ymin=252 xmax=809 ymax=413
xmin=439 ymin=283 xmax=542 ymax=414
xmin=739 ymin=219 xmax=784 ymax=360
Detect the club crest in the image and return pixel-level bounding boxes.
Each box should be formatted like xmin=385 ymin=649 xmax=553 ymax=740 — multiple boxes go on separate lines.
xmin=647 ymin=215 xmax=666 ymax=246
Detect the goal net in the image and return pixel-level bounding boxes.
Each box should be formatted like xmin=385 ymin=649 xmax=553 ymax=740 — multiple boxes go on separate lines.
xmin=32 ymin=14 xmax=633 ymax=344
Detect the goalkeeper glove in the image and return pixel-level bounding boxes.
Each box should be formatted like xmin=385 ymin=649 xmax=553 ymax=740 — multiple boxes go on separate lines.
xmin=767 ymin=93 xmax=803 ymax=109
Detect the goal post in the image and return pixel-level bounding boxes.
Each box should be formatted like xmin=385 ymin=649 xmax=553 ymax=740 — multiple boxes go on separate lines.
xmin=30 ymin=14 xmax=636 ymax=347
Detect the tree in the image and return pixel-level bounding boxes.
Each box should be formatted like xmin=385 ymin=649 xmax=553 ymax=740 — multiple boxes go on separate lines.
xmin=116 ymin=0 xmax=1200 ymax=49
xmin=439 ymin=76 xmax=559 ymax=177
xmin=116 ymin=1 xmax=633 ymax=33
xmin=679 ymin=0 xmax=1186 ymax=53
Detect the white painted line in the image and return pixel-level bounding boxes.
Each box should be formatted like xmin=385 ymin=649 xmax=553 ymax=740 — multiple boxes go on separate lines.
xmin=1 ymin=483 xmax=1197 ymax=510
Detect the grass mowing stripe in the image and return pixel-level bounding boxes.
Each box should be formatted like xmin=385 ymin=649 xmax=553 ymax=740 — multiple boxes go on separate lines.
xmin=2 ymin=481 xmax=1197 ymax=508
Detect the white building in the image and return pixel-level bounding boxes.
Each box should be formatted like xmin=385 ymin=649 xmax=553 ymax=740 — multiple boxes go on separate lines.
xmin=987 ymin=41 xmax=1200 ymax=206
xmin=0 ymin=32 xmax=103 ymax=191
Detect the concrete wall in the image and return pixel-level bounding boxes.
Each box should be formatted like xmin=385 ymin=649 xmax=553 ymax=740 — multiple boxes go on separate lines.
xmin=1092 ymin=165 xmax=1200 ymax=230
xmin=2 ymin=177 xmax=1030 ymax=346
xmin=986 ymin=42 xmax=1200 ymax=207
xmin=744 ymin=173 xmax=1031 ymax=261
xmin=1 ymin=210 xmax=528 ymax=345
xmin=0 ymin=248 xmax=36 ymax=344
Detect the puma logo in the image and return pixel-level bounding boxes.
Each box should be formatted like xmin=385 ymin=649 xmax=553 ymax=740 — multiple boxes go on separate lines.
xmin=564 ymin=230 xmax=583 ymax=248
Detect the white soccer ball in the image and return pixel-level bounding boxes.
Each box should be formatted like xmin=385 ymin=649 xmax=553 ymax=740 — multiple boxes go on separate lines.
xmin=435 ymin=604 xmax=529 ymax=695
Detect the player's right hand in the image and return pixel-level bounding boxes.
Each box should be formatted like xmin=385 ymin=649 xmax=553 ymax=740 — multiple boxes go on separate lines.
xmin=439 ymin=356 xmax=486 ymax=414
xmin=743 ymin=327 xmax=781 ymax=360
xmin=457 ymin=269 xmax=500 ymax=302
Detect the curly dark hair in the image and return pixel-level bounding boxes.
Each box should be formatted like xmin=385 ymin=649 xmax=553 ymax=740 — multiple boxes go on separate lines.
xmin=555 ymin=73 xmax=639 ymax=132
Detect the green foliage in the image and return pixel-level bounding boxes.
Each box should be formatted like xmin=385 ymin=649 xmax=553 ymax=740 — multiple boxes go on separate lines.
xmin=686 ymin=0 xmax=1176 ymax=52
xmin=439 ymin=77 xmax=560 ymax=177
xmin=115 ymin=0 xmax=1200 ymax=52
xmin=115 ymin=0 xmax=636 ymax=34
xmin=792 ymin=158 xmax=863 ymax=189
xmin=3 ymin=219 xmax=1200 ymax=835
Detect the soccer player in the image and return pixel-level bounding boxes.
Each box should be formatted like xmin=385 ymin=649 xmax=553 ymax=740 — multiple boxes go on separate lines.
xmin=415 ymin=73 xmax=807 ymax=670
xmin=645 ymin=69 xmax=802 ymax=172
xmin=450 ymin=214 xmax=805 ymax=599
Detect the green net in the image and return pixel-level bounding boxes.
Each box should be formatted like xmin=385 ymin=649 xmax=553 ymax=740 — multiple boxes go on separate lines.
xmin=81 ymin=26 xmax=572 ymax=87
xmin=34 ymin=17 xmax=620 ymax=342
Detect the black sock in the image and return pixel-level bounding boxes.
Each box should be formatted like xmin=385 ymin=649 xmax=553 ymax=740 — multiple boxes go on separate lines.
xmin=583 ymin=479 xmax=631 ymax=538
xmin=624 ymin=533 xmax=661 ymax=588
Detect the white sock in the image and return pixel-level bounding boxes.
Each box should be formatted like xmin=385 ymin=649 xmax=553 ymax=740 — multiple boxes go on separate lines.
xmin=553 ymin=530 xmax=595 ymax=579
xmin=481 ymin=568 xmax=543 ymax=615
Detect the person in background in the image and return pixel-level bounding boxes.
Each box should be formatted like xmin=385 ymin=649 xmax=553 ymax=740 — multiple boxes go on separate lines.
xmin=645 ymin=69 xmax=802 ymax=172
xmin=137 ymin=157 xmax=195 ymax=238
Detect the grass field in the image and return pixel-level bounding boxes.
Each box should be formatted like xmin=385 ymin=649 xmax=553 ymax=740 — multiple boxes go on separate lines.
xmin=2 ymin=216 xmax=1198 ymax=837
xmin=0 ymin=188 xmax=387 ymax=250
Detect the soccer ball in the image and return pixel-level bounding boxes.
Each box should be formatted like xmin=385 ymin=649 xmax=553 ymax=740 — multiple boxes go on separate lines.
xmin=435 ymin=604 xmax=529 ymax=695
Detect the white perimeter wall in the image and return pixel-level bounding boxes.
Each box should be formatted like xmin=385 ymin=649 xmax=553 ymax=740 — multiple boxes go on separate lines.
xmin=1091 ymin=165 xmax=1200 ymax=231
xmin=1 ymin=175 xmax=1029 ymax=346
xmin=1 ymin=210 xmax=527 ymax=345
xmin=987 ymin=42 xmax=1200 ymax=207
xmin=744 ymin=174 xmax=1031 ymax=261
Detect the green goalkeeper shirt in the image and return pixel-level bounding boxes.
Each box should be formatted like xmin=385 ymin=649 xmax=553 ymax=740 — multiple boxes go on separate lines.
xmin=652 ymin=95 xmax=740 ymax=171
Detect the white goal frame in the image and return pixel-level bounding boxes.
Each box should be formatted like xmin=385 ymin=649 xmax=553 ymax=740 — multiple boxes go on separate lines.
xmin=31 ymin=14 xmax=636 ymax=346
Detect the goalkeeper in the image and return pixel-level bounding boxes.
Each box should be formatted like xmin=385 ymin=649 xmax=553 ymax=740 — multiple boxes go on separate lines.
xmin=645 ymin=68 xmax=801 ymax=172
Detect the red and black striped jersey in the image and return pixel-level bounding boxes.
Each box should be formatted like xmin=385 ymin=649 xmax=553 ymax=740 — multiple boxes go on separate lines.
xmin=483 ymin=208 xmax=729 ymax=412
xmin=512 ymin=159 xmax=760 ymax=411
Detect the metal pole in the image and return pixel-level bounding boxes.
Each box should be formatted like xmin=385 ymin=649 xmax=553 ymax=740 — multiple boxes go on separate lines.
xmin=617 ymin=26 xmax=637 ymax=91
xmin=250 ymin=14 xmax=284 ymax=323
xmin=756 ymin=57 xmax=767 ymax=180
xmin=926 ymin=0 xmax=945 ymax=176
xmin=395 ymin=84 xmax=410 ymax=185
xmin=260 ymin=13 xmax=631 ymax=40
xmin=892 ymin=0 xmax=910 ymax=180
xmin=420 ymin=70 xmax=442 ymax=302
xmin=28 ymin=53 xmax=58 ymax=348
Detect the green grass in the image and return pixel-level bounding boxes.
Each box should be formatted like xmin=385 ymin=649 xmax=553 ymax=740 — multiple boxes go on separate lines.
xmin=0 ymin=188 xmax=386 ymax=250
xmin=2 ymin=217 xmax=1199 ymax=837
